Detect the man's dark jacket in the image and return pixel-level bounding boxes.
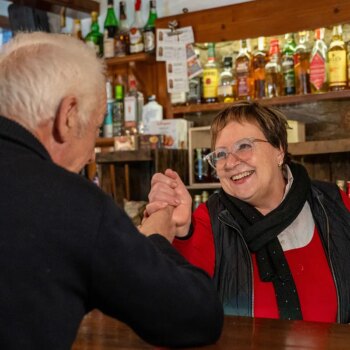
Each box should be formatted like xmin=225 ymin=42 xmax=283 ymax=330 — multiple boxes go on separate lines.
xmin=0 ymin=116 xmax=223 ymax=349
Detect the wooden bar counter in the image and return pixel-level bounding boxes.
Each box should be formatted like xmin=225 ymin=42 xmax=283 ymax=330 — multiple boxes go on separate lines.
xmin=73 ymin=310 xmax=350 ymax=349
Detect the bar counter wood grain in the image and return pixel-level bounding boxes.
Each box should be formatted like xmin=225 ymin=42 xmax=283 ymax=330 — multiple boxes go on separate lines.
xmin=73 ymin=310 xmax=350 ymax=349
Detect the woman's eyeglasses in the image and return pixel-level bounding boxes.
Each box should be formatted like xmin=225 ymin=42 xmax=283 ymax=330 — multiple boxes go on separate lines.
xmin=204 ymin=138 xmax=268 ymax=170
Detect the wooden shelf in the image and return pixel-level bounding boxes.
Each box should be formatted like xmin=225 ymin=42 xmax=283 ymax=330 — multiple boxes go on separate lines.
xmin=96 ymin=149 xmax=152 ymax=164
xmin=170 ymin=90 xmax=350 ymax=115
xmin=289 ymin=138 xmax=350 ymax=156
xmin=105 ymin=53 xmax=155 ymax=67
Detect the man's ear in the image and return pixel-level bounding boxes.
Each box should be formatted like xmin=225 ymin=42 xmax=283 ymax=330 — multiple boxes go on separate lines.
xmin=53 ymin=96 xmax=78 ymax=143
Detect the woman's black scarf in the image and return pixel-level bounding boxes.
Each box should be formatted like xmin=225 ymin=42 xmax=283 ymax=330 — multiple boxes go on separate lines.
xmin=219 ymin=162 xmax=311 ymax=320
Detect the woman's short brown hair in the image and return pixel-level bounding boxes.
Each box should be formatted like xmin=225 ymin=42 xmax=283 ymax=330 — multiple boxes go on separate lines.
xmin=210 ymin=101 xmax=291 ymax=165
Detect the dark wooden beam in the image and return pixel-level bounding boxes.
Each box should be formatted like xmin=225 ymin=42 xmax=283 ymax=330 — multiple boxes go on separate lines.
xmin=10 ymin=0 xmax=99 ymax=19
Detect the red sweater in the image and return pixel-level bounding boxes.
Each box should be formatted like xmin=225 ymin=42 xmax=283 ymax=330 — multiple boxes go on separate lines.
xmin=173 ymin=190 xmax=350 ymax=322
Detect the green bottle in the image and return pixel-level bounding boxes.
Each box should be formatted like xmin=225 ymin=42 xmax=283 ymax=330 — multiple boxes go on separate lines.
xmin=103 ymin=0 xmax=119 ymax=58
xmin=143 ymin=0 xmax=157 ymax=53
xmin=85 ymin=11 xmax=103 ymax=57
xmin=282 ymin=33 xmax=297 ymax=95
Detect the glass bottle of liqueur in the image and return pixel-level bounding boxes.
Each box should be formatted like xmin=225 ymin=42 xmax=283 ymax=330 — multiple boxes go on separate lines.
xmin=217 ymin=56 xmax=235 ymax=103
xmin=143 ymin=0 xmax=157 ymax=53
xmin=129 ymin=0 xmax=144 ymax=54
xmin=265 ymin=38 xmax=283 ymax=98
xmin=252 ymin=37 xmax=267 ymax=99
xmin=103 ymin=80 xmax=114 ymax=137
xmin=236 ymin=39 xmax=254 ymax=100
xmin=310 ymin=28 xmax=328 ymax=94
xmin=281 ymin=33 xmax=297 ymax=95
xmin=202 ymin=43 xmax=219 ymax=103
xmin=115 ymin=1 xmax=130 ymax=57
xmin=294 ymin=31 xmax=311 ymax=95
xmin=328 ymin=25 xmax=347 ymax=91
xmin=103 ymin=0 xmax=118 ymax=58
xmin=187 ymin=75 xmax=202 ymax=105
xmin=124 ymin=76 xmax=144 ymax=134
xmin=71 ymin=19 xmax=84 ymax=41
xmin=113 ymin=85 xmax=125 ymax=136
xmin=85 ymin=12 xmax=103 ymax=57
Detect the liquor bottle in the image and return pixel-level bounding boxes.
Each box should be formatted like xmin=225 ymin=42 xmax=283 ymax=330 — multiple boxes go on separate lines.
xmin=103 ymin=0 xmax=118 ymax=58
xmin=265 ymin=38 xmax=283 ymax=98
xmin=336 ymin=179 xmax=345 ymax=192
xmin=202 ymin=43 xmax=219 ymax=103
xmin=253 ymin=37 xmax=267 ymax=99
xmin=104 ymin=80 xmax=114 ymax=137
xmin=236 ymin=39 xmax=254 ymax=100
xmin=281 ymin=33 xmax=296 ymax=95
xmin=129 ymin=0 xmax=144 ymax=54
xmin=194 ymin=148 xmax=204 ymax=182
xmin=115 ymin=1 xmax=130 ymax=57
xmin=294 ymin=31 xmax=311 ymax=95
xmin=187 ymin=76 xmax=202 ymax=105
xmin=71 ymin=19 xmax=84 ymax=41
xmin=310 ymin=28 xmax=328 ymax=94
xmin=193 ymin=194 xmax=202 ymax=210
xmin=328 ymin=25 xmax=347 ymax=91
xmin=143 ymin=0 xmax=157 ymax=53
xmin=113 ymin=85 xmax=124 ymax=136
xmin=217 ymin=56 xmax=234 ymax=103
xmin=124 ymin=76 xmax=144 ymax=134
xmin=85 ymin=12 xmax=103 ymax=57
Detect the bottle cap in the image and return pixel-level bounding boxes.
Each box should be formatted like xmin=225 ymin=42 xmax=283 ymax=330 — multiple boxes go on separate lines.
xmin=148 ymin=95 xmax=156 ymax=102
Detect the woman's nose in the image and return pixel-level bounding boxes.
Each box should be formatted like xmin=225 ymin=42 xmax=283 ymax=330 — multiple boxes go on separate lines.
xmin=224 ymin=152 xmax=241 ymax=168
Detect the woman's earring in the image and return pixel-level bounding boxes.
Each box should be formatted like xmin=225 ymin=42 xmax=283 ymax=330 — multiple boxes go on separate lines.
xmin=278 ymin=161 xmax=283 ymax=167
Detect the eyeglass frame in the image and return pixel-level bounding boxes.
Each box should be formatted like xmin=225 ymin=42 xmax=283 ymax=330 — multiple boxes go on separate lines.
xmin=204 ymin=137 xmax=269 ymax=170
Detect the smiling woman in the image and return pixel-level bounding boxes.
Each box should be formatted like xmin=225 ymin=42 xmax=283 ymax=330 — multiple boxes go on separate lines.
xmin=146 ymin=100 xmax=350 ymax=323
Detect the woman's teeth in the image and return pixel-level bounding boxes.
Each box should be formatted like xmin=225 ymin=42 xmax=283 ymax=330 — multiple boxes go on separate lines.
xmin=231 ymin=170 xmax=254 ymax=181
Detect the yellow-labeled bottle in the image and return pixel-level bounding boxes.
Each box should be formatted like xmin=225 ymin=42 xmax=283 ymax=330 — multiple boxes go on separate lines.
xmin=202 ymin=43 xmax=219 ymax=103
xmin=328 ymin=25 xmax=347 ymax=91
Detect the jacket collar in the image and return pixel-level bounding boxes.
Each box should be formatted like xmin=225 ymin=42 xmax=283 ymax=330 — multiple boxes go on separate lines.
xmin=0 ymin=115 xmax=52 ymax=161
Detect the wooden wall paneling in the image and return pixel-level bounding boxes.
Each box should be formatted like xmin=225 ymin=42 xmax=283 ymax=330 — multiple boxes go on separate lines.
xmin=156 ymin=0 xmax=350 ymax=43
xmin=330 ymin=153 xmax=350 ymax=182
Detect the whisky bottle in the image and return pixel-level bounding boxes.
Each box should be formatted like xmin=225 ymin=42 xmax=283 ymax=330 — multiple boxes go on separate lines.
xmin=113 ymin=85 xmax=125 ymax=136
xmin=85 ymin=12 xmax=103 ymax=57
xmin=281 ymin=33 xmax=296 ymax=95
xmin=143 ymin=0 xmax=157 ymax=53
xmin=265 ymin=38 xmax=283 ymax=98
xmin=236 ymin=39 xmax=254 ymax=100
xmin=202 ymin=43 xmax=219 ymax=103
xmin=294 ymin=31 xmax=311 ymax=95
xmin=129 ymin=0 xmax=144 ymax=54
xmin=217 ymin=56 xmax=234 ymax=103
xmin=310 ymin=28 xmax=328 ymax=93
xmin=103 ymin=0 xmax=118 ymax=58
xmin=115 ymin=1 xmax=130 ymax=57
xmin=328 ymin=25 xmax=347 ymax=91
xmin=253 ymin=37 xmax=267 ymax=99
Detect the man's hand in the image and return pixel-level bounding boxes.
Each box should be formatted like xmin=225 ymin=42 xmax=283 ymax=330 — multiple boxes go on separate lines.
xmin=146 ymin=169 xmax=192 ymax=237
xmin=138 ymin=206 xmax=176 ymax=242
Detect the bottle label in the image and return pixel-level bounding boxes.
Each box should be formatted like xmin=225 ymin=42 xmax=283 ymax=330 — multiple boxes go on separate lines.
xmin=328 ymin=50 xmax=346 ymax=86
xmin=143 ymin=30 xmax=155 ymax=52
xmin=282 ymin=56 xmax=296 ymax=91
xmin=310 ymin=52 xmax=326 ymax=90
xmin=129 ymin=28 xmax=144 ymax=53
xmin=124 ymin=96 xmax=137 ymax=128
xmin=217 ymin=85 xmax=233 ymax=97
xmin=203 ymin=68 xmax=219 ymax=98
xmin=104 ymin=37 xmax=115 ymax=58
